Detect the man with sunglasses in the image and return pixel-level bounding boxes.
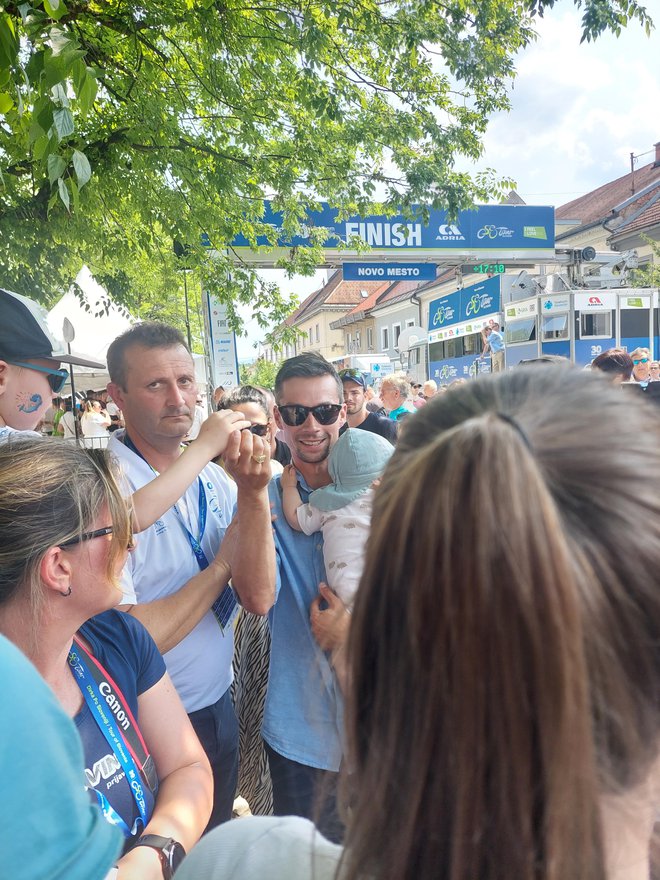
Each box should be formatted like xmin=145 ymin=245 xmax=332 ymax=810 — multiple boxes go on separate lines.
xmin=263 ymin=353 xmax=350 ymax=843
xmin=0 ymin=288 xmax=104 ymax=440
xmin=630 ymin=348 xmax=652 ymax=387
xmin=338 ymin=368 xmax=397 ymax=444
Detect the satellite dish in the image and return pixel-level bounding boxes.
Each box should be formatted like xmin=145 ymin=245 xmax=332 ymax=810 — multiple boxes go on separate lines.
xmin=398 ymin=325 xmax=427 ymax=352
xmin=62 ymin=317 xmax=76 ymax=344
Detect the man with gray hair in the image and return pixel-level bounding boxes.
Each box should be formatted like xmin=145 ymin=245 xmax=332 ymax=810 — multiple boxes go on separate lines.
xmin=380 ymin=371 xmax=415 ymax=421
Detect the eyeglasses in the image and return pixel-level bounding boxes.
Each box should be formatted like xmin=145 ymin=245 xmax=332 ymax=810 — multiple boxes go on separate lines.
xmin=8 ymin=360 xmax=69 ymax=394
xmin=245 ymin=423 xmax=269 ymax=437
xmin=278 ymin=403 xmax=343 ymax=427
xmin=633 ymin=358 xmax=649 ymax=365
xmin=60 ymin=526 xmax=135 ymax=550
xmin=339 ymin=368 xmax=366 ymax=385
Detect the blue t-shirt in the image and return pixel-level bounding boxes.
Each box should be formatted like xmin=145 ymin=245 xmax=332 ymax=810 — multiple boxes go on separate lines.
xmin=488 ymin=329 xmax=505 ymax=353
xmin=263 ymin=475 xmax=344 ymax=772
xmin=76 ymin=609 xmax=166 ymax=845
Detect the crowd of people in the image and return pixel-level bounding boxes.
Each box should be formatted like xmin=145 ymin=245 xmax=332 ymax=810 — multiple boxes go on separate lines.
xmin=2 ymin=282 xmax=660 ymax=880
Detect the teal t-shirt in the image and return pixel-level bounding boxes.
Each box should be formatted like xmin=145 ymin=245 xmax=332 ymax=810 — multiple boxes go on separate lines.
xmin=0 ymin=635 xmax=122 ymax=880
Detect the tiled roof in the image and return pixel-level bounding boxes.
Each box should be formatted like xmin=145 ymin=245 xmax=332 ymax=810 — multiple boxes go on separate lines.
xmin=284 ymin=270 xmax=392 ymax=326
xmin=609 ymin=190 xmax=660 ymax=238
xmin=556 ymin=159 xmax=660 ymax=231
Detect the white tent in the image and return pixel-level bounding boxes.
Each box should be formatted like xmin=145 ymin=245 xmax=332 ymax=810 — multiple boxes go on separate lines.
xmin=48 ymin=267 xmax=208 ymax=394
xmin=47 ymin=267 xmax=133 ymax=391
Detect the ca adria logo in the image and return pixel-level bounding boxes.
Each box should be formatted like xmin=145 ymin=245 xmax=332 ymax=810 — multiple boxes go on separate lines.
xmin=588 ymin=296 xmax=603 ymax=306
xmin=436 ymin=224 xmax=465 ymax=241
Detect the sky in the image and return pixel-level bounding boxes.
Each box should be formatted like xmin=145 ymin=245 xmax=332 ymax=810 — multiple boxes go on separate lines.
xmin=235 ymin=6 xmax=659 ymax=359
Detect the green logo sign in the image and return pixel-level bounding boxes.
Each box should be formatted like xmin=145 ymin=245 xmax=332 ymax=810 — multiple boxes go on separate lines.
xmin=626 ymin=297 xmax=643 ymax=308
xmin=523 ymin=226 xmax=547 ymax=240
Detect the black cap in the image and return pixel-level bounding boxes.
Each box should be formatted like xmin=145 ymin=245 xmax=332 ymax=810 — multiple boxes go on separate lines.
xmin=338 ymin=368 xmax=367 ymax=388
xmin=0 ymin=288 xmax=105 ymax=368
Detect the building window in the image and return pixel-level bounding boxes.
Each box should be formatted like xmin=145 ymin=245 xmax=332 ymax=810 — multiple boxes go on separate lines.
xmin=315 ymin=323 xmax=320 ymax=343
xmin=406 ymin=318 xmax=415 ymax=328
xmin=541 ymin=313 xmax=569 ymax=341
xmin=355 ymin=330 xmax=361 ymax=349
xmin=381 ymin=327 xmax=389 ymax=351
xmin=367 ymin=327 xmax=374 ymax=349
xmin=393 ymin=323 xmax=402 ymax=350
xmin=580 ymin=311 xmax=612 ymax=338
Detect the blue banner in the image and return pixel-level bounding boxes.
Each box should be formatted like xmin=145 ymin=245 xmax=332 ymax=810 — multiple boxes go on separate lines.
xmin=429 ymin=355 xmax=491 ymax=385
xmin=229 ymin=202 xmax=555 ymax=252
xmin=428 ymin=276 xmax=501 ymax=331
xmin=342 ymin=262 xmax=437 ymax=281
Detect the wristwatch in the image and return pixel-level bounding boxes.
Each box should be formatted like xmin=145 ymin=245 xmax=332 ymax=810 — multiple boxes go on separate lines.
xmin=133 ymin=834 xmax=186 ymax=879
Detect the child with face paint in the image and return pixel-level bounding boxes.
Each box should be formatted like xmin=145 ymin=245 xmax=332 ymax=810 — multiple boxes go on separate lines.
xmin=0 ymin=287 xmax=255 ymax=532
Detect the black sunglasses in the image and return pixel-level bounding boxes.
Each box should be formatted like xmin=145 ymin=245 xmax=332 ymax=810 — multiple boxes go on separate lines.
xmin=243 ymin=423 xmax=269 ymax=437
xmin=8 ymin=360 xmax=69 ymax=394
xmin=278 ymin=403 xmax=343 ymax=427
xmin=60 ymin=525 xmax=135 ymax=550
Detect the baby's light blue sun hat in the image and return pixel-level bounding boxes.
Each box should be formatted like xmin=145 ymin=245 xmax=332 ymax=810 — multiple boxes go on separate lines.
xmin=308 ymin=428 xmax=394 ymax=512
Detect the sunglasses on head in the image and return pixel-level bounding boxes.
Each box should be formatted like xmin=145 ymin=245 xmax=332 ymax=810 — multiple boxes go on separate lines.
xmin=633 ymin=357 xmax=649 ymax=365
xmin=278 ymin=403 xmax=342 ymax=427
xmin=8 ymin=360 xmax=69 ymax=394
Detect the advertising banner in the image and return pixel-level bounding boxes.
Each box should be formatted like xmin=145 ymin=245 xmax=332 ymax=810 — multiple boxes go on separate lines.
xmin=203 ymin=291 xmax=240 ymax=391
xmin=229 ymin=202 xmax=555 ymax=254
xmin=428 ymin=276 xmax=501 ymax=342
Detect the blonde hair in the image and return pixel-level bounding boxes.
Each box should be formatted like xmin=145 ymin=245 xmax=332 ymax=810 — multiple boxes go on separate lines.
xmin=0 ymin=440 xmax=131 ymax=619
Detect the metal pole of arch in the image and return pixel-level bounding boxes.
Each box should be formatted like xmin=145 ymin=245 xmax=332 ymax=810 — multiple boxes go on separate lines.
xmin=62 ymin=317 xmax=81 ymax=444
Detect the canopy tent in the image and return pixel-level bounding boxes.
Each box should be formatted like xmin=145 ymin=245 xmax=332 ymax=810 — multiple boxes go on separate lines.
xmin=47 ymin=267 xmax=133 ymax=392
xmin=47 ymin=267 xmax=209 ymax=394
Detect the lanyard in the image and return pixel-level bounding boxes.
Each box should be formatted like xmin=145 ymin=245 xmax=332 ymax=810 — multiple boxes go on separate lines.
xmin=173 ymin=478 xmax=210 ymax=570
xmin=122 ymin=432 xmax=238 ymax=633
xmin=68 ymin=644 xmax=151 ymax=838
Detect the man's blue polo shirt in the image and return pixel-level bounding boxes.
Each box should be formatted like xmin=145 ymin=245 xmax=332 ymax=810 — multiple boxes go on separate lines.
xmin=489 ymin=329 xmax=505 ymax=353
xmin=262 ymin=473 xmax=344 ymax=772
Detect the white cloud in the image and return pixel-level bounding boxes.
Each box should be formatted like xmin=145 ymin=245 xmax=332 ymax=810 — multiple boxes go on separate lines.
xmin=476 ymin=8 xmax=660 ymax=204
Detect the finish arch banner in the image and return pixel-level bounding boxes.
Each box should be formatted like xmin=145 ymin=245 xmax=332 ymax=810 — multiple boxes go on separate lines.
xmin=227 ymin=202 xmax=554 ymax=257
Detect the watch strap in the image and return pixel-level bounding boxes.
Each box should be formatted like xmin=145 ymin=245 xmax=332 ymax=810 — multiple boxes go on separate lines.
xmin=133 ymin=835 xmax=186 ymax=880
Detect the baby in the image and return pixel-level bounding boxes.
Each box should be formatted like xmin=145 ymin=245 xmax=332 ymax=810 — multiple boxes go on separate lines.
xmin=281 ymin=428 xmax=394 ymax=607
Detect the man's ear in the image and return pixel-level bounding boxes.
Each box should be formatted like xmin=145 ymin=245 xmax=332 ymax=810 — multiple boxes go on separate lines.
xmin=107 ymin=381 xmax=125 ymax=409
xmin=273 ymin=405 xmax=284 ymax=431
xmin=0 ymin=360 xmax=10 ymax=396
xmin=39 ymin=546 xmax=74 ymax=598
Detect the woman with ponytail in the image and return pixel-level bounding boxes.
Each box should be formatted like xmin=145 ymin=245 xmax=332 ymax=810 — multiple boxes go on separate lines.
xmin=178 ymin=365 xmax=660 ymax=880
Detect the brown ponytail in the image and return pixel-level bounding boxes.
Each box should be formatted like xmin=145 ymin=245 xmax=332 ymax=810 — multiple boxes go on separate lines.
xmin=341 ymin=365 xmax=660 ymax=880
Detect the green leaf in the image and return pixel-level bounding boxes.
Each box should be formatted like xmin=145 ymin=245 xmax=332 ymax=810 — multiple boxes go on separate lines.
xmin=77 ymin=74 xmax=97 ymax=115
xmin=0 ymin=13 xmax=19 ymax=69
xmin=58 ymin=176 xmax=70 ymax=210
xmin=69 ymin=175 xmax=80 ymax=212
xmin=72 ymin=149 xmax=91 ymax=188
xmin=44 ymin=0 xmax=68 ymax=22
xmin=0 ymin=92 xmax=13 ymax=114
xmin=52 ymin=106 xmax=74 ymax=140
xmin=33 ymin=134 xmax=50 ymax=160
xmin=47 ymin=153 xmax=67 ymax=183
